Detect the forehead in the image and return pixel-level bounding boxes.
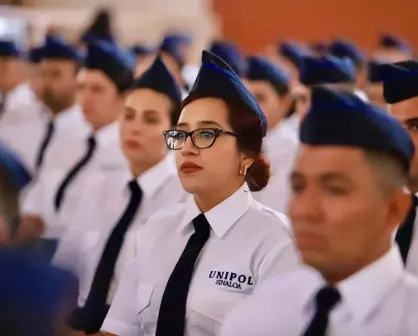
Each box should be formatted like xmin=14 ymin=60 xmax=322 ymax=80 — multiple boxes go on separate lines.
xmin=389 ymin=97 xmax=418 ymax=121
xmin=243 ymin=79 xmax=275 ymax=94
xmin=125 ymin=88 xmax=171 ymax=109
xmin=178 ymin=97 xmax=229 ymax=125
xmin=41 ymin=59 xmax=75 ymax=70
xmin=77 ymin=68 xmax=113 ymax=87
xmin=294 ymin=145 xmax=370 ymax=176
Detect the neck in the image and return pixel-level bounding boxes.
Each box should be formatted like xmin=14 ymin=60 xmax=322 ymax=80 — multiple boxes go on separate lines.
xmin=130 ymin=158 xmax=163 ymax=178
xmin=194 ymin=178 xmax=245 ymax=213
xmin=408 ymin=178 xmax=418 ymax=194
xmin=320 ymin=239 xmax=391 ymax=285
xmin=50 ymin=98 xmax=75 ymax=116
xmin=3 ymin=80 xmax=24 ymax=95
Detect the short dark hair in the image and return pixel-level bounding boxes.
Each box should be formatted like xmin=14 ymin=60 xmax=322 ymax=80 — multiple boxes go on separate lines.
xmin=363 ymin=149 xmax=408 ymax=194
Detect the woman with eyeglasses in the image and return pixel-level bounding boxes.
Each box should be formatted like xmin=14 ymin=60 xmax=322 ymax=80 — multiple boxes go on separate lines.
xmin=102 ymin=51 xmax=299 ymax=336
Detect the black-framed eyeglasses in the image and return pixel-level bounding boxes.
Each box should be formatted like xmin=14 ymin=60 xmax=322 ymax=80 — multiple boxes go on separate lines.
xmin=163 ymin=128 xmax=236 ymax=150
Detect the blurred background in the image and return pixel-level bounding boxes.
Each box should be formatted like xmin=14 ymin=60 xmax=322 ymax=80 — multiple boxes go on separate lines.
xmin=1 ymin=0 xmax=416 ymax=61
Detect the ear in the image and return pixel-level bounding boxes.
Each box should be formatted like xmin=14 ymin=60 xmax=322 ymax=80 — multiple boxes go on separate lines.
xmin=387 ymin=187 xmax=412 ymax=232
xmin=239 ymin=152 xmax=254 ymax=169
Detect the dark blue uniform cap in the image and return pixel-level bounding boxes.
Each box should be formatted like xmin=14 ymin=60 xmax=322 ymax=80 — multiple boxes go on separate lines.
xmin=209 ymin=41 xmax=245 ymax=76
xmin=300 ymin=55 xmax=356 ymax=85
xmin=183 ymin=50 xmax=268 ymax=136
xmin=131 ymin=54 xmax=182 ymax=106
xmin=378 ymin=60 xmax=418 ymax=104
xmin=300 ymin=87 xmax=414 ymax=172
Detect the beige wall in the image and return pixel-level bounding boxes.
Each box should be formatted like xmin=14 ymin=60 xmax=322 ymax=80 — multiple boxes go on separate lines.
xmin=2 ymin=0 xmax=219 ymax=63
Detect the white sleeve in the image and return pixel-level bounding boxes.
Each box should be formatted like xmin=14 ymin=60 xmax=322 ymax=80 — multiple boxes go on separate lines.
xmin=101 ymin=233 xmax=143 ymax=336
xmin=257 ymin=240 xmax=301 ymax=285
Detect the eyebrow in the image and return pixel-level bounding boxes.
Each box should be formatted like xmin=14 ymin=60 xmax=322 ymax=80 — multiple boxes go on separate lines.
xmin=124 ymin=106 xmax=137 ymax=113
xmin=175 ymin=120 xmax=224 ymax=129
xmin=290 ymin=171 xmax=352 ymax=184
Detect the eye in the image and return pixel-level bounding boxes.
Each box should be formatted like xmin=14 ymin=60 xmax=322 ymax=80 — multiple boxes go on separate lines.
xmin=196 ymin=129 xmax=216 ymax=138
xmin=405 ymin=120 xmax=418 ymax=132
xmin=168 ymin=130 xmax=186 ymax=140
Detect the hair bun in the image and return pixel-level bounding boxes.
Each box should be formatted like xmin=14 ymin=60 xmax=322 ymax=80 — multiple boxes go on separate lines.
xmin=246 ymin=155 xmax=271 ymax=192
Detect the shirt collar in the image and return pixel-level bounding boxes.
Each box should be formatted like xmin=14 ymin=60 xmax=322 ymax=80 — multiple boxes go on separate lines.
xmin=177 ymin=183 xmax=253 ymax=238
xmin=303 ymin=246 xmax=404 ymax=322
xmin=93 ymin=121 xmax=119 ymax=148
xmin=133 ymin=155 xmax=177 ymax=199
xmin=336 ymin=246 xmax=404 ymax=322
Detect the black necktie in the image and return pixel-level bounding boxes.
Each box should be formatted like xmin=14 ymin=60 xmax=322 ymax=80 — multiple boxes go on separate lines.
xmin=303 ymin=286 xmax=341 ymax=336
xmin=396 ymin=195 xmax=418 ymax=263
xmin=155 ymin=214 xmax=211 ymax=336
xmin=54 ymin=136 xmax=96 ymax=212
xmin=69 ymin=180 xmax=143 ymax=334
xmin=35 ymin=120 xmax=55 ymax=170
xmin=0 ymin=94 xmax=6 ymax=118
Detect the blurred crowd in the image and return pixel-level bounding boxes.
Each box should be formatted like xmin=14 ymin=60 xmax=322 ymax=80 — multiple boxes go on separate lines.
xmin=0 ymin=5 xmax=417 ymax=336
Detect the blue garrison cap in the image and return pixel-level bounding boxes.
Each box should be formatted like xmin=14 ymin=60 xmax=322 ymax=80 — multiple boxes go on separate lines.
xmin=278 ymin=42 xmax=311 ymax=70
xmin=380 ymin=34 xmax=411 ymax=53
xmin=131 ymin=54 xmax=182 ymax=105
xmin=131 ymin=44 xmax=155 ymax=56
xmin=160 ymin=33 xmax=192 ymax=70
xmin=300 ymin=87 xmax=414 ymax=171
xmin=0 ymin=40 xmax=23 ymax=58
xmin=41 ymin=35 xmax=82 ymax=61
xmin=329 ymin=39 xmax=365 ymax=66
xmin=183 ymin=50 xmax=267 ymax=136
xmin=27 ymin=47 xmax=44 ymax=64
xmin=80 ymin=8 xmax=115 ymax=45
xmin=245 ymin=56 xmax=290 ymax=94
xmin=0 ymin=144 xmax=31 ymax=190
xmin=300 ymin=55 xmax=356 ymax=85
xmin=368 ymin=60 xmax=385 ymax=83
xmin=377 ymin=60 xmax=418 ymax=104
xmin=84 ymin=40 xmax=135 ymax=89
xmin=209 ymin=41 xmax=245 ymax=76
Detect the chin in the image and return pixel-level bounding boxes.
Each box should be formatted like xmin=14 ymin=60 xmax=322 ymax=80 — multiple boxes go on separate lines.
xmin=178 ymin=176 xmax=201 ymax=195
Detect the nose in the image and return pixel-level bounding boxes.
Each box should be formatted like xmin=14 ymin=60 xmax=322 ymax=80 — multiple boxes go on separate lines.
xmin=180 ymin=135 xmax=199 ymax=156
xmin=289 ymin=187 xmax=322 ymax=224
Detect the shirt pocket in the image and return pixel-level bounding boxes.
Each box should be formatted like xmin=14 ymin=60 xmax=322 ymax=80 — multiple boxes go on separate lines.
xmin=136 ymin=282 xmax=154 ymax=334
xmin=189 ymin=289 xmax=248 ymax=336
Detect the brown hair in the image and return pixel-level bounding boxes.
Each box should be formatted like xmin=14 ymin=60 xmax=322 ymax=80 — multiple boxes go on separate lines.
xmin=226 ymin=101 xmax=271 ymax=192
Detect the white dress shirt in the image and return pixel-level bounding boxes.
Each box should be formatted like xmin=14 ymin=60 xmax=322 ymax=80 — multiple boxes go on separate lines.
xmin=0 ymin=104 xmax=89 ymax=173
xmin=102 ymin=183 xmax=299 ymax=336
xmin=220 ymin=246 xmax=418 ymax=336
xmin=20 ymin=121 xmax=128 ymax=238
xmin=252 ymin=122 xmax=299 ymax=214
xmin=0 ymin=82 xmax=42 ymax=126
xmin=53 ymin=156 xmax=188 ymax=306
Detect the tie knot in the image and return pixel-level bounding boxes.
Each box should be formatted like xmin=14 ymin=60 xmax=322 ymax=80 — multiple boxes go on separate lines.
xmin=88 ymin=136 xmax=97 ymax=148
xmin=315 ymin=286 xmax=341 ymax=313
xmin=192 ymin=214 xmax=211 ymax=237
xmin=128 ymin=180 xmax=142 ymax=195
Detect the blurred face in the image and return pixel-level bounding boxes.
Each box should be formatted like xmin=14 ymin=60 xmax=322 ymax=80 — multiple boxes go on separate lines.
xmin=120 ymin=88 xmax=172 ymax=168
xmin=289 ymin=146 xmax=402 ymax=278
xmin=276 ymin=56 xmax=299 ymax=86
xmin=0 ymin=57 xmax=23 ymax=92
xmin=389 ymin=97 xmax=418 ymax=191
xmin=173 ymin=98 xmax=250 ymax=196
xmin=293 ymin=84 xmax=311 ymax=119
xmin=39 ymin=59 xmax=77 ymax=113
xmin=365 ymin=83 xmax=385 ymax=108
xmin=77 ymin=68 xmax=126 ymax=130
xmin=244 ymin=80 xmax=291 ymax=130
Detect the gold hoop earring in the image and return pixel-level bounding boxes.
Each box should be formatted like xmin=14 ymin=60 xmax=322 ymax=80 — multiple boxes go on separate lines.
xmin=239 ymin=164 xmax=248 ymax=176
